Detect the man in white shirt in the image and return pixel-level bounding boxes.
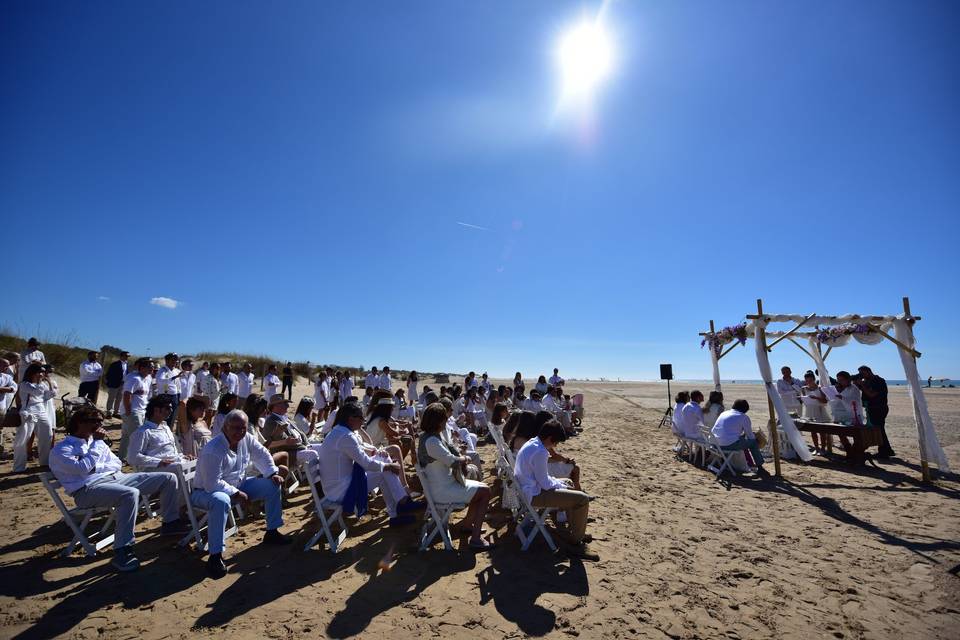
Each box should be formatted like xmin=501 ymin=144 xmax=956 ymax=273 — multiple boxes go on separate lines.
xmin=19 ymin=338 xmax=46 ymax=381
xmin=514 ymin=420 xmax=596 ymax=560
xmin=155 ymin=353 xmax=183 ymax=426
xmin=316 ymin=402 xmax=419 ymax=527
xmin=220 ymin=362 xmax=239 ymax=396
xmin=339 ymin=372 xmax=354 ymax=404
xmin=365 ymin=367 xmax=379 ymax=390
xmin=0 ymin=358 xmax=18 ymax=428
xmin=548 ymin=368 xmax=565 ymax=388
xmin=521 ymin=390 xmax=545 ymax=414
xmin=775 ymin=366 xmax=802 ymax=413
xmin=678 ymin=390 xmax=706 ymax=440
xmin=192 ymin=409 xmax=290 ymax=578
xmin=49 ymin=406 xmax=188 ymax=572
xmin=78 ymin=351 xmax=103 ymax=404
xmin=237 ymin=363 xmax=255 ymax=404
xmin=175 ymin=359 xmax=197 ymax=431
xmin=195 ymin=362 xmax=210 ymax=394
xmin=379 ymin=366 xmax=392 ymax=392
xmin=710 ymin=399 xmax=767 ymax=473
xmin=127 ymin=396 xmax=188 ymax=469
xmin=263 ymin=364 xmax=281 ymax=402
xmin=120 ymin=358 xmax=154 ymax=461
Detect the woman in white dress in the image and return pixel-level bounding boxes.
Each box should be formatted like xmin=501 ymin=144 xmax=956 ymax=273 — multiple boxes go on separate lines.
xmin=14 ymin=363 xmax=57 ymax=471
xmin=210 ymin=393 xmax=239 ymax=436
xmin=179 ymin=396 xmax=212 ymax=457
xmin=417 ymin=403 xmax=493 ymax=550
xmin=702 ymin=391 xmax=724 ymax=428
xmin=800 ymin=371 xmax=830 ymax=452
xmin=406 ymin=371 xmax=419 ymax=404
xmin=294 ymin=397 xmax=317 ymax=437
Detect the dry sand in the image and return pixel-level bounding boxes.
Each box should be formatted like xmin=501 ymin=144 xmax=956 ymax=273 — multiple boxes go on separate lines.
xmin=0 ymin=376 xmax=958 ymax=639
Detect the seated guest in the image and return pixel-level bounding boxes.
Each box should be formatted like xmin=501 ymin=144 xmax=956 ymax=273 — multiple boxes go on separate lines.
xmin=534 ymin=375 xmax=549 ymax=395
xmin=261 ymin=395 xmax=313 ymax=470
xmin=316 ymin=402 xmax=423 ymax=527
xmin=392 ymin=388 xmax=416 ymax=422
xmin=294 ymin=397 xmax=318 ymax=437
xmin=507 ymin=410 xmax=539 ymax=454
xmin=463 ymin=387 xmax=487 ymax=431
xmin=179 ymin=396 xmax=212 ymax=458
xmin=710 ymin=399 xmax=767 ymax=475
xmin=365 ymin=397 xmax=412 ymax=454
xmin=671 ymin=391 xmax=690 ymax=437
xmin=210 ymin=393 xmax=239 ymax=436
xmin=702 ymin=391 xmax=724 ymax=428
xmin=438 ymin=397 xmax=480 ymax=474
xmin=243 ymin=394 xmax=289 ymax=467
xmin=128 ymin=396 xmax=189 ymax=469
xmin=542 ymin=387 xmax=572 ymax=434
xmin=417 ymin=403 xmax=493 ymax=550
xmin=514 ymin=419 xmax=597 ymax=561
xmin=318 ymin=397 xmax=340 ymax=438
xmin=193 ymin=409 xmax=291 ymax=578
xmin=521 ymin=389 xmax=545 ymax=414
xmin=533 ymin=411 xmax=581 ymax=491
xmin=678 ymin=391 xmax=706 ymax=440
xmin=489 ymin=402 xmax=510 ymax=439
xmin=49 ymin=407 xmax=188 ymax=572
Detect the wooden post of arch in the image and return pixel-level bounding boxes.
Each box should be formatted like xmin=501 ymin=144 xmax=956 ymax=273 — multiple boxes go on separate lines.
xmin=757 ymin=299 xmax=782 ymax=478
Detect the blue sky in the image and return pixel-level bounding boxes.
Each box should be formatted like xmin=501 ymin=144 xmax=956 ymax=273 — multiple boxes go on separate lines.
xmin=3 ymin=1 xmax=958 ymax=380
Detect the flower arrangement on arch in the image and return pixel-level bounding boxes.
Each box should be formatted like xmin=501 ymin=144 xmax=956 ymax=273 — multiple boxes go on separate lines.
xmin=701 ymin=322 xmax=749 ymax=357
xmin=815 ymin=323 xmax=871 ymax=345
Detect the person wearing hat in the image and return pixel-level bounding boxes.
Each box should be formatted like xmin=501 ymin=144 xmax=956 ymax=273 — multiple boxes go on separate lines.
xmin=261 ymin=394 xmax=313 ymax=470
xmin=120 ymin=358 xmax=155 ymax=460
xmin=155 ymin=353 xmax=182 ymax=426
xmin=104 ymin=351 xmax=130 ymax=418
xmin=78 ymin=351 xmax=103 ymax=404
xmin=19 ymin=338 xmax=45 ymax=382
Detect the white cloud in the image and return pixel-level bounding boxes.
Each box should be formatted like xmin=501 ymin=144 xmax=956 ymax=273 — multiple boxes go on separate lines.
xmin=149 ymin=296 xmax=180 ymax=309
xmin=96 ymin=296 xmax=110 ymax=302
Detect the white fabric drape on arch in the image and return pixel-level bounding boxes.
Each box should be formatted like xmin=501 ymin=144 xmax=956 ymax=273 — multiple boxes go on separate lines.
xmin=710 ymin=347 xmax=721 ymax=392
xmin=754 ymin=318 xmax=813 ymax=462
xmin=807 ymin=338 xmax=831 ymax=387
xmin=893 ymin=319 xmax=950 ymax=471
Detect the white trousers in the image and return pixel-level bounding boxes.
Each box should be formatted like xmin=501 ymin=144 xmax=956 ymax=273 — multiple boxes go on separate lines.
xmin=14 ymin=414 xmax=53 ymax=471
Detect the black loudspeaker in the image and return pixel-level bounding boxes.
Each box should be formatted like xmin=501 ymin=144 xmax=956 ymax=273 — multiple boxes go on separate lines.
xmin=660 ymin=364 xmax=673 ymax=380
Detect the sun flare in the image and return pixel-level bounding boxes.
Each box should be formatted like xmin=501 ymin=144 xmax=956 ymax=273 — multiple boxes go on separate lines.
xmin=555 ymin=18 xmax=615 ymax=104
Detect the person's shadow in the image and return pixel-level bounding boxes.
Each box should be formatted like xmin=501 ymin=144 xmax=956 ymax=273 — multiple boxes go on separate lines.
xmin=325 ymin=540 xmax=478 ymax=638
xmin=476 ymin=545 xmax=589 ymax=637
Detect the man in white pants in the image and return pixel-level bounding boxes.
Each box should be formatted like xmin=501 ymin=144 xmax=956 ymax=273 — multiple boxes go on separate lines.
xmin=316 ymin=402 xmax=422 ymax=527
xmin=49 ymin=406 xmax=189 ymax=572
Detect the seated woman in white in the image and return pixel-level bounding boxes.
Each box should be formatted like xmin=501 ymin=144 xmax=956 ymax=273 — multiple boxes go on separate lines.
xmin=534 ymin=375 xmax=549 ymax=395
xmin=357 ymin=397 xmax=414 ymax=490
xmin=210 ymin=393 xmax=239 ymax=437
xmin=463 ymin=388 xmax=487 ymax=433
xmin=179 ymin=396 xmax=212 ymax=458
xmin=702 ymin=391 xmax=724 ymax=428
xmin=417 ymin=403 xmax=493 ymax=550
xmin=293 ymin=397 xmax=317 ymax=437
xmin=316 ymin=402 xmax=423 ymax=527
xmin=437 ymin=397 xmax=481 ymax=478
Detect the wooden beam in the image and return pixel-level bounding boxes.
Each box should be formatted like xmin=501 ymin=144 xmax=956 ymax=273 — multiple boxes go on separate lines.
xmin=786 ymin=336 xmax=816 ymax=360
xmin=867 ymin=322 xmax=921 ymax=358
xmin=716 ymin=340 xmax=742 ymax=361
xmin=767 ymin=313 xmax=816 ymax=351
xmin=822 ymin=345 xmax=832 ymax=361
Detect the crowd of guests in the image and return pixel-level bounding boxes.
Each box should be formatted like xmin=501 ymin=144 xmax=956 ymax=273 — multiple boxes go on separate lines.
xmin=0 ymin=348 xmax=597 ymax=575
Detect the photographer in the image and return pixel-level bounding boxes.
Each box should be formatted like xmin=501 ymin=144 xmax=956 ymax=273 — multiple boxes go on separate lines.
xmin=853 ymin=366 xmax=895 ymax=458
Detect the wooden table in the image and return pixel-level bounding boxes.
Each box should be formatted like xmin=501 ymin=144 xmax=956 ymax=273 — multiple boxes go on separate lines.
xmin=793 ymin=419 xmax=884 ymax=465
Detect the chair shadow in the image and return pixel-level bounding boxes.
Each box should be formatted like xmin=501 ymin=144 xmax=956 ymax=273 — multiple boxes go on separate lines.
xmin=5 ymin=537 xmax=207 ymax=640
xmin=324 ymin=543 xmax=478 ymax=638
xmin=476 ymin=543 xmax=588 ymax=637
xmin=729 ymin=474 xmax=960 ymax=563
xmin=0 ymin=468 xmax=44 ymax=491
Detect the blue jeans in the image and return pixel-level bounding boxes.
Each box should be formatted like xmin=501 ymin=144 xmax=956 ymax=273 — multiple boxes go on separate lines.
xmin=72 ymin=471 xmax=180 ymax=548
xmin=721 ymin=437 xmax=765 ymax=467
xmin=191 ymin=477 xmax=283 ymax=554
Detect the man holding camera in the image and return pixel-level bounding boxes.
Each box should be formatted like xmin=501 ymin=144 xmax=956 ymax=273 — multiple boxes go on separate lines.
xmin=854 ymin=366 xmax=894 ymax=458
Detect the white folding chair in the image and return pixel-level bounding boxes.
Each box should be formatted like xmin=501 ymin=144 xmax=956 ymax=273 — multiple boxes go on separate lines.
xmin=302 ymin=458 xmax=348 ymax=552
xmin=698 ymin=427 xmax=738 ymax=480
xmin=176 ymin=459 xmax=238 ymax=551
xmin=415 ymin=464 xmax=466 ymax=551
xmin=502 ymin=464 xmax=557 ymax=552
xmin=40 ymin=472 xmax=117 ymax=557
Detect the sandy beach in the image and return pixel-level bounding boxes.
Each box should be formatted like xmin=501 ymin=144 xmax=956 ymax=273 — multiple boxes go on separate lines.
xmin=0 ymin=376 xmax=957 ymax=639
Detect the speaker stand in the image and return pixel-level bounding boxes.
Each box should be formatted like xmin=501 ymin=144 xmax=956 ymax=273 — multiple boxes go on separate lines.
xmin=658 ymin=378 xmax=673 ymax=428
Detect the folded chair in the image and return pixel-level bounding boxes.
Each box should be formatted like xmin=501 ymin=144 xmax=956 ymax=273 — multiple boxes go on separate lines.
xmin=501 ymin=464 xmax=557 ymax=551
xmin=415 ymin=464 xmax=467 ymax=551
xmin=698 ymin=427 xmax=738 ymax=480
xmin=40 ymin=472 xmax=117 ymax=557
xmin=302 ymin=457 xmax=347 ymax=552
xmin=176 ymin=459 xmax=239 ymax=551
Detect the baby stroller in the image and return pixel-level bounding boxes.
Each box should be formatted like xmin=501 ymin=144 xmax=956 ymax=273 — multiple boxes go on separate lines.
xmin=570 ymin=394 xmax=585 ymax=428
xmin=61 ymin=393 xmax=95 ymax=426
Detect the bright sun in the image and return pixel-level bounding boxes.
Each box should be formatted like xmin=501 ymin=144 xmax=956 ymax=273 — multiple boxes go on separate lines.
xmin=555 ymin=18 xmax=615 ymax=104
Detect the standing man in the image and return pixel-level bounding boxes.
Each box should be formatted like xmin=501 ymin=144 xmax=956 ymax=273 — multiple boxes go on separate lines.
xmin=339 ymin=370 xmax=354 ymax=404
xmin=365 ymin=367 xmax=379 ymax=391
xmin=314 ymin=367 xmax=332 ymax=421
xmin=548 ymin=368 xmax=565 ymax=388
xmin=19 ymin=338 xmax=45 ymax=381
xmin=104 ymin=351 xmax=129 ymax=418
xmin=155 ymin=353 xmax=182 ymax=427
xmin=281 ymin=362 xmax=294 ymax=401
xmin=176 ymin=359 xmax=197 ymax=430
xmin=855 ymin=365 xmax=895 ymax=458
xmin=264 ymin=364 xmax=281 ymax=402
xmin=776 ymin=366 xmax=802 ymax=414
xmin=379 ymin=366 xmax=392 ymax=392
xmin=237 ymin=363 xmax=255 ymax=406
xmin=220 ymin=362 xmax=239 ymax=397
xmin=120 ymin=358 xmax=154 ymax=461
xmin=78 ymin=351 xmax=103 ymax=404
